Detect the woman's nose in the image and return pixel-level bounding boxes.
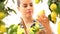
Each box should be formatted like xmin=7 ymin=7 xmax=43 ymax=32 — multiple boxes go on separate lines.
xmin=27 ymin=5 xmax=31 ymax=10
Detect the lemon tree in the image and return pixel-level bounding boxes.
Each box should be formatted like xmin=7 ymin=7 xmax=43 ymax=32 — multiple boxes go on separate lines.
xmin=0 ymin=0 xmax=16 ymax=19
xmin=0 ymin=0 xmax=16 ymax=34
xmin=48 ymin=0 xmax=60 ymax=24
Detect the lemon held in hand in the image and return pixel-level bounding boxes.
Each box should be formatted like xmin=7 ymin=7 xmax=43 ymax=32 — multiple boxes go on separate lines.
xmin=37 ymin=10 xmax=45 ymax=16
xmin=36 ymin=10 xmax=45 ymax=21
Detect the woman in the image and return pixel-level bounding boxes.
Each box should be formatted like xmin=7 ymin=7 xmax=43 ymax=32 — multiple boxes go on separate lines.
xmin=17 ymin=0 xmax=52 ymax=34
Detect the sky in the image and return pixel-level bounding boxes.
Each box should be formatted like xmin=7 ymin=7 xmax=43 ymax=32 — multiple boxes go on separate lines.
xmin=2 ymin=0 xmax=60 ymax=34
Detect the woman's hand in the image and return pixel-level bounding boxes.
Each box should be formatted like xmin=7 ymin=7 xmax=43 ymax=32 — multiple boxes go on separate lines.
xmin=36 ymin=14 xmax=52 ymax=34
xmin=37 ymin=14 xmax=50 ymax=28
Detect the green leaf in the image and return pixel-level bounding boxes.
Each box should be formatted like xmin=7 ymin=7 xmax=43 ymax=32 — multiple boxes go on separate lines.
xmin=7 ymin=7 xmax=17 ymax=14
xmin=57 ymin=2 xmax=60 ymax=14
xmin=48 ymin=14 xmax=51 ymax=21
xmin=9 ymin=24 xmax=15 ymax=28
xmin=48 ymin=0 xmax=52 ymax=7
xmin=0 ymin=0 xmax=5 ymax=2
xmin=0 ymin=2 xmax=5 ymax=10
xmin=7 ymin=24 xmax=18 ymax=34
xmin=0 ymin=20 xmax=5 ymax=25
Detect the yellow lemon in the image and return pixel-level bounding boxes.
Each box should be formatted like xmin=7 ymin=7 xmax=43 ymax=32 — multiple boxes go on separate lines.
xmin=0 ymin=25 xmax=6 ymax=33
xmin=0 ymin=12 xmax=5 ymax=20
xmin=58 ymin=21 xmax=60 ymax=34
xmin=37 ymin=10 xmax=45 ymax=16
xmin=35 ymin=0 xmax=40 ymax=4
xmin=51 ymin=11 xmax=57 ymax=23
xmin=51 ymin=11 xmax=57 ymax=19
xmin=50 ymin=3 xmax=57 ymax=10
xmin=36 ymin=10 xmax=45 ymax=20
xmin=51 ymin=17 xmax=56 ymax=23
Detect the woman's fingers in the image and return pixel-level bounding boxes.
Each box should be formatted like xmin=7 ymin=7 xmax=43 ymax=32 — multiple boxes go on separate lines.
xmin=37 ymin=14 xmax=49 ymax=23
xmin=37 ymin=14 xmax=50 ymax=27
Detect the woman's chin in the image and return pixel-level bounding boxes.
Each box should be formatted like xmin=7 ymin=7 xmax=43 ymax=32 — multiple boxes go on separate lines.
xmin=26 ymin=15 xmax=32 ymax=18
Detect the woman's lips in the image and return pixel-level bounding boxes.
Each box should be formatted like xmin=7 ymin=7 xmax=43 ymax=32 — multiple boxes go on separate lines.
xmin=27 ymin=10 xmax=32 ymax=14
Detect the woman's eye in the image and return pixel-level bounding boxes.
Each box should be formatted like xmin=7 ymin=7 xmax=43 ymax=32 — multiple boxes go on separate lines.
xmin=30 ymin=4 xmax=33 ymax=7
xmin=23 ymin=4 xmax=27 ymax=8
xmin=30 ymin=3 xmax=33 ymax=7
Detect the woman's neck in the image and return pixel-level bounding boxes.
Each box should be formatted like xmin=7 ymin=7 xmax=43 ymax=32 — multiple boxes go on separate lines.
xmin=21 ymin=17 xmax=34 ymax=28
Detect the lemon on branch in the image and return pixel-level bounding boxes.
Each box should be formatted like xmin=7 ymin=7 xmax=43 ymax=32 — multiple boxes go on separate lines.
xmin=51 ymin=17 xmax=56 ymax=23
xmin=50 ymin=3 xmax=57 ymax=11
xmin=0 ymin=25 xmax=6 ymax=33
xmin=51 ymin=11 xmax=57 ymax=18
xmin=35 ymin=0 xmax=40 ymax=4
xmin=51 ymin=11 xmax=57 ymax=23
xmin=0 ymin=12 xmax=5 ymax=20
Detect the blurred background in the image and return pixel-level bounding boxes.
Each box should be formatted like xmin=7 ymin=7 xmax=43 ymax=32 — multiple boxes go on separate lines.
xmin=0 ymin=0 xmax=60 ymax=34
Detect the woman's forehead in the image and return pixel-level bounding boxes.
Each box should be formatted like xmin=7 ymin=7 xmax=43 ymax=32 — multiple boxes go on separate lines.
xmin=20 ymin=0 xmax=33 ymax=4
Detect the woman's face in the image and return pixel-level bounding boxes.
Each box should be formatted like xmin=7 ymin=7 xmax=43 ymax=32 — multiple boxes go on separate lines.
xmin=18 ymin=0 xmax=34 ymax=18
